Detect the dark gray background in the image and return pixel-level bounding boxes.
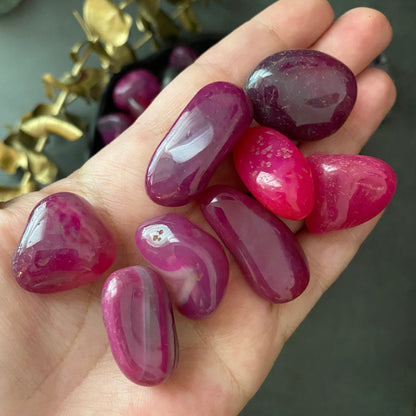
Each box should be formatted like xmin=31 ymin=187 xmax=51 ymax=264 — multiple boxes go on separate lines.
xmin=0 ymin=0 xmax=415 ymax=415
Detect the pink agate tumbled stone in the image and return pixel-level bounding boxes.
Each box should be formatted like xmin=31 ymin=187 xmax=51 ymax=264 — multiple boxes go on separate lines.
xmin=102 ymin=266 xmax=178 ymax=386
xmin=146 ymin=81 xmax=253 ymax=206
xmin=136 ymin=213 xmax=229 ymax=319
xmin=306 ymin=154 xmax=397 ymax=233
xmin=112 ymin=69 xmax=161 ymax=117
xmin=233 ymin=126 xmax=315 ymax=220
xmin=200 ymin=186 xmax=309 ymax=303
xmin=96 ymin=112 xmax=134 ymax=145
xmin=245 ymin=49 xmax=357 ymax=141
xmin=12 ymin=192 xmax=117 ymax=293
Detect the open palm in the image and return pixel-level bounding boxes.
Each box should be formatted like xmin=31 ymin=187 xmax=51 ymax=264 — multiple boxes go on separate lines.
xmin=0 ymin=0 xmax=395 ymax=415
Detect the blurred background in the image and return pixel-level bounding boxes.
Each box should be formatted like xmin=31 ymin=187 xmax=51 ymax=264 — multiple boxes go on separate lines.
xmin=0 ymin=0 xmax=414 ymax=414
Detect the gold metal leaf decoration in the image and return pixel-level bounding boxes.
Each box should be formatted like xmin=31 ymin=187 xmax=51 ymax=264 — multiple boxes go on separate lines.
xmin=1 ymin=0 xmax=215 ymax=202
xmin=83 ymin=0 xmax=133 ymax=47
xmin=20 ymin=116 xmax=84 ymax=142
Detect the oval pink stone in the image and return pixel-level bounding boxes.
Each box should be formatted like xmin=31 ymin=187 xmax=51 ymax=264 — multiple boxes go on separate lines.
xmin=145 ymin=81 xmax=253 ymax=206
xmin=200 ymin=186 xmax=309 ymax=303
xmin=102 ymin=266 xmax=178 ymax=386
xmin=305 ymin=154 xmax=397 ymax=233
xmin=136 ymin=213 xmax=229 ymax=319
xmin=233 ymin=126 xmax=315 ymax=220
xmin=12 ymin=192 xmax=117 ymax=293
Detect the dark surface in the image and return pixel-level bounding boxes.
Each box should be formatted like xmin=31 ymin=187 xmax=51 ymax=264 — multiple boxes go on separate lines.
xmin=0 ymin=0 xmax=415 ymax=415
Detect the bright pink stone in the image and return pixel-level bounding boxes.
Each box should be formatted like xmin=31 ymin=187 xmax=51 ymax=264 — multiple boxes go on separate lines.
xmin=233 ymin=126 xmax=315 ymax=220
xmin=306 ymin=154 xmax=397 ymax=233
xmin=136 ymin=213 xmax=229 ymax=319
xmin=200 ymin=186 xmax=309 ymax=303
xmin=12 ymin=192 xmax=117 ymax=293
xmin=146 ymin=82 xmax=253 ymax=206
xmin=102 ymin=266 xmax=178 ymax=386
xmin=112 ymin=69 xmax=161 ymax=116
xmin=96 ymin=112 xmax=134 ymax=145
xmin=245 ymin=49 xmax=357 ymax=141
xmin=168 ymin=45 xmax=198 ymax=69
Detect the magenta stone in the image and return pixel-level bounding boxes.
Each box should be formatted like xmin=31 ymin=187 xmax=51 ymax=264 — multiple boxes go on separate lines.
xmin=306 ymin=154 xmax=397 ymax=233
xmin=112 ymin=69 xmax=161 ymax=115
xmin=168 ymin=45 xmax=198 ymax=69
xmin=102 ymin=266 xmax=178 ymax=386
xmin=146 ymin=82 xmax=253 ymax=206
xmin=233 ymin=126 xmax=315 ymax=220
xmin=245 ymin=49 xmax=357 ymax=141
xmin=200 ymin=186 xmax=309 ymax=303
xmin=12 ymin=192 xmax=117 ymax=293
xmin=136 ymin=213 xmax=229 ymax=319
xmin=97 ymin=112 xmax=134 ymax=145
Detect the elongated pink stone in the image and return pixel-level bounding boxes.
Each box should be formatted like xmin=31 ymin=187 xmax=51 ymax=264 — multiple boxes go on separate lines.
xmin=97 ymin=112 xmax=134 ymax=145
xmin=12 ymin=192 xmax=117 ymax=293
xmin=136 ymin=213 xmax=229 ymax=319
xmin=200 ymin=186 xmax=309 ymax=303
xmin=306 ymin=154 xmax=397 ymax=233
xmin=145 ymin=82 xmax=253 ymax=206
xmin=102 ymin=266 xmax=178 ymax=386
xmin=233 ymin=126 xmax=315 ymax=220
xmin=245 ymin=50 xmax=357 ymax=141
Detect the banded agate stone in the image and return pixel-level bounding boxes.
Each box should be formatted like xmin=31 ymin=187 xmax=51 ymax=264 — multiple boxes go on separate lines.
xmin=102 ymin=266 xmax=178 ymax=386
xmin=306 ymin=154 xmax=397 ymax=233
xmin=136 ymin=213 xmax=229 ymax=319
xmin=146 ymin=82 xmax=253 ymax=206
xmin=200 ymin=186 xmax=309 ymax=303
xmin=245 ymin=49 xmax=357 ymax=141
xmin=12 ymin=192 xmax=117 ymax=293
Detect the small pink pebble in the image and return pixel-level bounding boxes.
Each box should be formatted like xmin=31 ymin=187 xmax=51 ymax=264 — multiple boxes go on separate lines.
xmin=12 ymin=192 xmax=117 ymax=293
xmin=306 ymin=154 xmax=397 ymax=233
xmin=234 ymin=126 xmax=315 ymax=220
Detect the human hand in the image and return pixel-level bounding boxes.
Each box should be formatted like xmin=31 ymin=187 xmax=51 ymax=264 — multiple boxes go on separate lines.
xmin=0 ymin=0 xmax=395 ymax=414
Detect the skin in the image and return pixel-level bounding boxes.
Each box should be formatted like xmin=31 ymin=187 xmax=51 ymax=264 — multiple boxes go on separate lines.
xmin=0 ymin=0 xmax=396 ymax=415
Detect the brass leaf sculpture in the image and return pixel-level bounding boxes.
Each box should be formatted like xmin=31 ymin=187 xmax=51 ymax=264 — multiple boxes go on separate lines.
xmin=0 ymin=0 xmax=217 ymax=202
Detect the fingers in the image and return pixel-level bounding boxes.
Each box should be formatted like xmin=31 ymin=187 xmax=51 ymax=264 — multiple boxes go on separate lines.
xmin=279 ymin=214 xmax=382 ymax=340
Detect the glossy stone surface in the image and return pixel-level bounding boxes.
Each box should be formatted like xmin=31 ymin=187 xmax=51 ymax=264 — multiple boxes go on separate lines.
xmin=96 ymin=112 xmax=134 ymax=145
xmin=146 ymin=82 xmax=253 ymax=206
xmin=306 ymin=154 xmax=397 ymax=233
xmin=102 ymin=266 xmax=178 ymax=386
xmin=136 ymin=213 xmax=229 ymax=319
xmin=233 ymin=126 xmax=314 ymax=220
xmin=168 ymin=45 xmax=198 ymax=69
xmin=245 ymin=49 xmax=357 ymax=141
xmin=200 ymin=186 xmax=309 ymax=303
xmin=12 ymin=192 xmax=117 ymax=293
xmin=112 ymin=69 xmax=160 ymax=116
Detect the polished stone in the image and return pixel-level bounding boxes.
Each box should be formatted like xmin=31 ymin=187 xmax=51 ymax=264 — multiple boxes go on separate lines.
xmin=245 ymin=49 xmax=357 ymax=141
xmin=12 ymin=192 xmax=117 ymax=293
xmin=136 ymin=213 xmax=229 ymax=319
xmin=102 ymin=266 xmax=178 ymax=386
xmin=200 ymin=186 xmax=309 ymax=303
xmin=96 ymin=112 xmax=134 ymax=145
xmin=234 ymin=126 xmax=315 ymax=220
xmin=146 ymin=81 xmax=253 ymax=206
xmin=168 ymin=45 xmax=198 ymax=69
xmin=305 ymin=154 xmax=397 ymax=233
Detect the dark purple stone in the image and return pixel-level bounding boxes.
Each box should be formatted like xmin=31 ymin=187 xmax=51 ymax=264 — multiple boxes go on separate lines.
xmin=146 ymin=81 xmax=253 ymax=206
xmin=12 ymin=192 xmax=117 ymax=293
xmin=96 ymin=112 xmax=134 ymax=145
xmin=102 ymin=266 xmax=178 ymax=386
xmin=200 ymin=186 xmax=309 ymax=303
xmin=136 ymin=213 xmax=229 ymax=319
xmin=245 ymin=49 xmax=357 ymax=141
xmin=168 ymin=45 xmax=198 ymax=69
